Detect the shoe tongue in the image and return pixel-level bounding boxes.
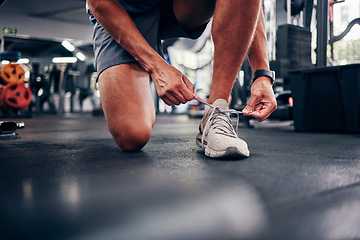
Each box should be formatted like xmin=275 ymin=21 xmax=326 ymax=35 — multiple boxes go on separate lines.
xmin=202 ymin=98 xmax=230 ymax=130
xmin=211 ymin=98 xmax=229 ymax=111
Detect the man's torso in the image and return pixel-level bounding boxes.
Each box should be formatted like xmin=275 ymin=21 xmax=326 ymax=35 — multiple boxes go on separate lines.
xmin=119 ymin=0 xmax=161 ymax=14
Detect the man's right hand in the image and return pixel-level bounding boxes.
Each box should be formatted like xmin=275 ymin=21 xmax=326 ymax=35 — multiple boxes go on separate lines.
xmin=150 ymin=62 xmax=195 ymax=106
xmin=88 ymin=0 xmax=194 ymax=106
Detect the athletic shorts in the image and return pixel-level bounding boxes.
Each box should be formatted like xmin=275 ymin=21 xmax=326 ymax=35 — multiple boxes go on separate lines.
xmin=91 ymin=1 xmax=208 ymax=77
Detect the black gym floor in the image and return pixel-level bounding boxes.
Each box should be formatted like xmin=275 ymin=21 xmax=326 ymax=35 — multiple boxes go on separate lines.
xmin=1 ymin=114 xmax=360 ymax=240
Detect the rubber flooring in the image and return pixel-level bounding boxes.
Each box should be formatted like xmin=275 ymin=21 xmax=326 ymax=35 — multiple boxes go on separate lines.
xmin=1 ymin=114 xmax=360 ymax=240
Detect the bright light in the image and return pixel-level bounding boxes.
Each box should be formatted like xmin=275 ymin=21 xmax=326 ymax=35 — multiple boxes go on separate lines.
xmin=17 ymin=58 xmax=29 ymax=64
xmin=2 ymin=59 xmax=29 ymax=64
xmin=76 ymin=52 xmax=86 ymax=61
xmin=52 ymin=57 xmax=77 ymax=63
xmin=288 ymin=97 xmax=294 ymax=106
xmin=61 ymin=40 xmax=75 ymax=52
xmin=38 ymin=88 xmax=44 ymax=97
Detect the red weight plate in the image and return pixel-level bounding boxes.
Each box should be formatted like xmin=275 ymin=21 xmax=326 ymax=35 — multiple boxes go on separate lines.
xmin=0 ymin=85 xmax=4 ymax=107
xmin=2 ymin=83 xmax=32 ymax=110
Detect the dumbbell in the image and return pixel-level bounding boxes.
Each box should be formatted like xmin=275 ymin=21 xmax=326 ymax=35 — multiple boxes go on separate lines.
xmin=0 ymin=121 xmax=25 ymax=140
xmin=0 ymin=121 xmax=24 ymax=134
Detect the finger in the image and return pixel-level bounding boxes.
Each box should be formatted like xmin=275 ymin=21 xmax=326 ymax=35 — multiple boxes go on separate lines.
xmin=178 ymin=89 xmax=194 ymax=104
xmin=161 ymin=96 xmax=173 ymax=106
xmin=181 ymin=75 xmax=195 ymax=100
xmin=251 ymin=105 xmax=276 ymax=122
xmin=165 ymin=94 xmax=181 ymax=106
xmin=243 ymin=103 xmax=262 ymax=117
xmin=182 ymin=75 xmax=195 ymax=93
xmin=261 ymin=105 xmax=277 ymax=121
xmin=170 ymin=91 xmax=187 ymax=104
xmin=250 ymin=111 xmax=270 ymax=122
xmin=242 ymin=96 xmax=259 ymax=115
xmin=254 ymin=102 xmax=263 ymax=112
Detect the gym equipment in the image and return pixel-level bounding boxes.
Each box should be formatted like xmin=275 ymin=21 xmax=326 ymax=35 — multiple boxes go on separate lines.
xmin=29 ymin=73 xmax=56 ymax=113
xmin=284 ymin=0 xmax=305 ymax=16
xmin=0 ymin=62 xmax=25 ymax=84
xmin=0 ymin=83 xmax=32 ymax=111
xmin=0 ymin=0 xmax=6 ymax=7
xmin=0 ymin=51 xmax=32 ymax=115
xmin=268 ymin=90 xmax=293 ymax=121
xmin=0 ymin=121 xmax=24 ymax=140
xmin=290 ymin=64 xmax=360 ymax=133
xmin=0 ymin=51 xmax=20 ymax=62
xmin=274 ymin=24 xmax=313 ymax=89
xmin=0 ymin=121 xmax=24 ymax=134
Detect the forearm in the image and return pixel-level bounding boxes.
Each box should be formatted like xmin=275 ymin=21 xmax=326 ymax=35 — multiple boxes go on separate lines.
xmin=87 ymin=0 xmax=165 ymax=73
xmin=247 ymin=6 xmax=269 ymax=72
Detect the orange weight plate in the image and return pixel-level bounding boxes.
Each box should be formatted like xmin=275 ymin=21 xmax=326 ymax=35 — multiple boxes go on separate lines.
xmin=0 ymin=62 xmax=25 ymax=84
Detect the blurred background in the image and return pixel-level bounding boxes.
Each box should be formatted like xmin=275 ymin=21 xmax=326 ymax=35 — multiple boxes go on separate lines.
xmin=0 ymin=0 xmax=359 ymax=122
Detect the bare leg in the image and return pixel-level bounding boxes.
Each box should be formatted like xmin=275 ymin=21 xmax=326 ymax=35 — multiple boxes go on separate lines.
xmin=208 ymin=0 xmax=262 ymax=104
xmin=173 ymin=0 xmax=264 ymax=158
xmin=98 ymin=63 xmax=155 ymax=151
xmin=173 ymin=0 xmax=262 ymax=104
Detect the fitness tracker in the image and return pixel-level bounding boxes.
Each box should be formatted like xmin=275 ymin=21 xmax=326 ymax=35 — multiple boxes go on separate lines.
xmin=253 ymin=69 xmax=275 ymax=85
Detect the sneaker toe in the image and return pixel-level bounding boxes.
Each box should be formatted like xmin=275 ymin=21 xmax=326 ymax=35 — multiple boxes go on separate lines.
xmin=208 ymin=134 xmax=250 ymax=157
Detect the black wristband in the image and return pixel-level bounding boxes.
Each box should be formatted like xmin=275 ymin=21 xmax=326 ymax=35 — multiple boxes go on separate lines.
xmin=253 ymin=69 xmax=275 ymax=85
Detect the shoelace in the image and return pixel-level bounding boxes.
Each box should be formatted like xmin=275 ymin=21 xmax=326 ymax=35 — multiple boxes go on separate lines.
xmin=194 ymin=98 xmax=243 ymax=150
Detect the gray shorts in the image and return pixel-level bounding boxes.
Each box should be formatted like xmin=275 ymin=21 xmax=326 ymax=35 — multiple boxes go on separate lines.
xmin=92 ymin=1 xmax=207 ymax=77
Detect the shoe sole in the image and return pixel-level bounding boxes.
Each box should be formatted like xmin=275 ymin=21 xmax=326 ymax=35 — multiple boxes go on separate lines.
xmin=196 ymin=133 xmax=249 ymax=159
xmin=205 ymin=146 xmax=249 ymax=159
xmin=196 ymin=132 xmax=202 ymax=148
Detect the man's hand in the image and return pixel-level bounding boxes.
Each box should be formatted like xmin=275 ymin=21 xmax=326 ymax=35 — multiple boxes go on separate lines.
xmin=242 ymin=77 xmax=277 ymax=122
xmin=150 ymin=62 xmax=195 ymax=106
xmin=88 ymin=0 xmax=194 ymax=107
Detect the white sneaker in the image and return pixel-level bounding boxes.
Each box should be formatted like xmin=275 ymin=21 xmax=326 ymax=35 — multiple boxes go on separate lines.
xmin=196 ymin=98 xmax=250 ymax=158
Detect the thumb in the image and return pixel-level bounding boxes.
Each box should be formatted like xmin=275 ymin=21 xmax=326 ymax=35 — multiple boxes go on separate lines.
xmin=242 ymin=96 xmax=258 ymax=114
xmin=181 ymin=75 xmax=195 ymax=98
xmin=182 ymin=75 xmax=195 ymax=92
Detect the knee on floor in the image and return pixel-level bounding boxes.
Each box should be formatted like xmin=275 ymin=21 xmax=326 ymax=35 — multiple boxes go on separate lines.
xmin=110 ymin=123 xmax=152 ymax=152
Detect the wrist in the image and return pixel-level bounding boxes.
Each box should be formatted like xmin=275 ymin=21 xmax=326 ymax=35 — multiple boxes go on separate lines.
xmin=254 ymin=76 xmax=273 ymax=86
xmin=138 ymin=53 xmax=167 ymax=74
xmin=253 ymin=69 xmax=275 ymax=85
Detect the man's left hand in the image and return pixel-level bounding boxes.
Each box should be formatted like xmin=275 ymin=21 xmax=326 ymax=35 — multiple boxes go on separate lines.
xmin=242 ymin=77 xmax=277 ymax=122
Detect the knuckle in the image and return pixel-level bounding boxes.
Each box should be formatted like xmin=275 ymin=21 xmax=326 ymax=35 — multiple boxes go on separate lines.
xmin=244 ymin=104 xmax=252 ymax=109
xmin=252 ymin=92 xmax=260 ymax=99
xmin=173 ymin=82 xmax=182 ymax=89
xmin=185 ymin=95 xmax=193 ymax=101
xmin=164 ymin=87 xmax=172 ymax=93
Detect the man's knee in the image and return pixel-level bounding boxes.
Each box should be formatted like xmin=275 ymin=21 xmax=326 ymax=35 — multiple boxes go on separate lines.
xmin=110 ymin=123 xmax=152 ymax=152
